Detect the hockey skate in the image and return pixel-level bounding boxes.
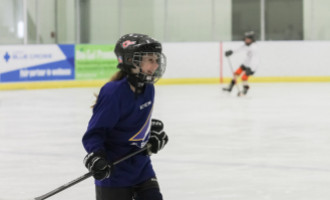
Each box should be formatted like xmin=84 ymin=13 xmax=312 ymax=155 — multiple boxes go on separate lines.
xmin=222 ymin=80 xmax=235 ymax=93
xmin=222 ymin=87 xmax=232 ymax=92
xmin=237 ymin=85 xmax=249 ymax=96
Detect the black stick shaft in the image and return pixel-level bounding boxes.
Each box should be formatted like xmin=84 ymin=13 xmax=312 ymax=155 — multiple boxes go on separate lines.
xmin=226 ymin=57 xmax=241 ymax=93
xmin=34 ymin=145 xmax=150 ymax=200
xmin=34 ymin=172 xmax=93 ymax=200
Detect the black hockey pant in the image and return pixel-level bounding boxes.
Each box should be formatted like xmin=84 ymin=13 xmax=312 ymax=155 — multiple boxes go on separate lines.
xmin=95 ymin=177 xmax=162 ymax=200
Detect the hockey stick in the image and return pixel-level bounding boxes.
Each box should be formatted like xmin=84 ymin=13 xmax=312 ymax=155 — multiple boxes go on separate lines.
xmin=226 ymin=57 xmax=242 ymax=95
xmin=34 ymin=144 xmax=151 ymax=200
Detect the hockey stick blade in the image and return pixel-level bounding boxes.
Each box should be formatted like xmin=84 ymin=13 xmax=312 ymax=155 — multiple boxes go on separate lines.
xmin=34 ymin=144 xmax=150 ymax=200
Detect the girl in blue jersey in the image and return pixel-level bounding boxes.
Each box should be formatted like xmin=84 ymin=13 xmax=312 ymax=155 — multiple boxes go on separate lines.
xmin=82 ymin=33 xmax=169 ymax=200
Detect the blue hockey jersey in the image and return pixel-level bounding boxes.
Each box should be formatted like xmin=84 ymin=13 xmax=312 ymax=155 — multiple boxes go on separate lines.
xmin=82 ymin=77 xmax=156 ymax=187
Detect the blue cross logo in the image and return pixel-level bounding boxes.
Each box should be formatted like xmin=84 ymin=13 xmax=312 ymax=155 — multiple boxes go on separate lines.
xmin=4 ymin=52 xmax=10 ymax=62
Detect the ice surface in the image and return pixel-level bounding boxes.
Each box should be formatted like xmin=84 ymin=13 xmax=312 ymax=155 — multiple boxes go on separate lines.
xmin=0 ymin=83 xmax=330 ymax=200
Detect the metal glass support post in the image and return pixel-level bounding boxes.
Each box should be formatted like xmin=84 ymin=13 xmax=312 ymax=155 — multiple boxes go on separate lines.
xmin=23 ymin=0 xmax=28 ymax=44
xmin=260 ymin=0 xmax=265 ymax=41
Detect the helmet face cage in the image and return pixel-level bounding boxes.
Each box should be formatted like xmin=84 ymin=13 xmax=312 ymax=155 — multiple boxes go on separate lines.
xmin=132 ymin=52 xmax=166 ymax=83
xmin=244 ymin=31 xmax=255 ymax=41
xmin=114 ymin=33 xmax=166 ymax=84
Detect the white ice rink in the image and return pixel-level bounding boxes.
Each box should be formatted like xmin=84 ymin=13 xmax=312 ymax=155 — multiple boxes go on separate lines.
xmin=1 ymin=83 xmax=330 ymax=200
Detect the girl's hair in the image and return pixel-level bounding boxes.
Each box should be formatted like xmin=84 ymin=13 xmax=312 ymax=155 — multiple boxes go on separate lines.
xmin=110 ymin=70 xmax=126 ymax=82
xmin=92 ymin=70 xmax=127 ymax=108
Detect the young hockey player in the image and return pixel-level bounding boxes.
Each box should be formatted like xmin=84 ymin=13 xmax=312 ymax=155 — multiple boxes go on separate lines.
xmin=82 ymin=33 xmax=169 ymax=200
xmin=223 ymin=31 xmax=259 ymax=96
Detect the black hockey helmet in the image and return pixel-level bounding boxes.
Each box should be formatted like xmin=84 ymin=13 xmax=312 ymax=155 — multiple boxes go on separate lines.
xmin=244 ymin=31 xmax=255 ymax=42
xmin=114 ymin=33 xmax=166 ymax=84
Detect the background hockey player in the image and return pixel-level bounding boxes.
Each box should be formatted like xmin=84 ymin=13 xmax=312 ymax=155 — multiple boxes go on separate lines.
xmin=82 ymin=33 xmax=169 ymax=200
xmin=223 ymin=31 xmax=259 ymax=96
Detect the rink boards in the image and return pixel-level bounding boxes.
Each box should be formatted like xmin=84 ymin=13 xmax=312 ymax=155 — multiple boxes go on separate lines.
xmin=1 ymin=41 xmax=330 ymax=90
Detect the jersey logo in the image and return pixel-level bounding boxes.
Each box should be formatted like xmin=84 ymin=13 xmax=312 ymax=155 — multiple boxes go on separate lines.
xmin=129 ymin=117 xmax=151 ymax=142
xmin=129 ymin=107 xmax=153 ymax=145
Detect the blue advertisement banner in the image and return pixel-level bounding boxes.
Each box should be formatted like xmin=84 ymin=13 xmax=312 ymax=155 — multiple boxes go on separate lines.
xmin=0 ymin=45 xmax=74 ymax=83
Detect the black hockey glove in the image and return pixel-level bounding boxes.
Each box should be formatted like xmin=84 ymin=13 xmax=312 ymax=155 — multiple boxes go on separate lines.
xmin=147 ymin=119 xmax=169 ymax=155
xmin=83 ymin=151 xmax=111 ymax=180
xmin=241 ymin=65 xmax=254 ymax=75
xmin=225 ymin=50 xmax=233 ymax=57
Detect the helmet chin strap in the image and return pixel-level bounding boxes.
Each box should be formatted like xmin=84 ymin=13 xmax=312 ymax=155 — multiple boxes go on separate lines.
xmin=127 ymin=74 xmax=146 ymax=95
xmin=120 ymin=64 xmax=154 ymax=95
xmin=127 ymin=66 xmax=149 ymax=95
